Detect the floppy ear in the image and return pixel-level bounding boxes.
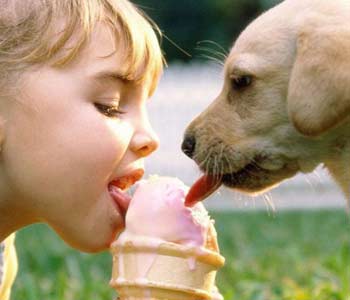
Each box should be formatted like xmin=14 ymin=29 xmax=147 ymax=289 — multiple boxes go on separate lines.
xmin=287 ymin=25 xmax=350 ymax=136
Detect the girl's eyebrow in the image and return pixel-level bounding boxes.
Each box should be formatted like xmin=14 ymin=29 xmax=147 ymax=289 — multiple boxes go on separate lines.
xmin=92 ymin=70 xmax=133 ymax=85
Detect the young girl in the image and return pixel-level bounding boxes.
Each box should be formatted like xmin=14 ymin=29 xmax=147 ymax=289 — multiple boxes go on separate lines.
xmin=0 ymin=0 xmax=164 ymax=298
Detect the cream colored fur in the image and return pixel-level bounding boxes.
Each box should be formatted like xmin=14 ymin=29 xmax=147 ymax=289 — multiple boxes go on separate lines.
xmin=185 ymin=0 xmax=350 ymax=201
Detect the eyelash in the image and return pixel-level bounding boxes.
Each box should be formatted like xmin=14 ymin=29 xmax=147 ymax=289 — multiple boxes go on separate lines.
xmin=94 ymin=103 xmax=124 ymax=118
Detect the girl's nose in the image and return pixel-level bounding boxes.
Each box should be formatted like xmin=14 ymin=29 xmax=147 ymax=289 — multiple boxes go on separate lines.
xmin=130 ymin=124 xmax=159 ymax=158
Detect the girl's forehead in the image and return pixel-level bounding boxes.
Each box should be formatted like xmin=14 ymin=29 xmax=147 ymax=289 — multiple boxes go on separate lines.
xmin=63 ymin=23 xmax=129 ymax=77
xmin=81 ymin=23 xmax=128 ymax=64
xmin=64 ymin=23 xmax=150 ymax=92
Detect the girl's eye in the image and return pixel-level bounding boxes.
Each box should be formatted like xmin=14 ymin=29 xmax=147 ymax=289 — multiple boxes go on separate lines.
xmin=231 ymin=75 xmax=253 ymax=90
xmin=94 ymin=103 xmax=124 ymax=118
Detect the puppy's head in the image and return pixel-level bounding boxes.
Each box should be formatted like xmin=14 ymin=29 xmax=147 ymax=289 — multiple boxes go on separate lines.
xmin=183 ymin=0 xmax=350 ymax=198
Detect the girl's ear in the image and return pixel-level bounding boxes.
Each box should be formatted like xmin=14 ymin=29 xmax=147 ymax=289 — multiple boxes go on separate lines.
xmin=287 ymin=24 xmax=350 ymax=136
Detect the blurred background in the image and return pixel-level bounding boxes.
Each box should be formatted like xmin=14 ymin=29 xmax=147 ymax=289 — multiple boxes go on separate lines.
xmin=13 ymin=1 xmax=349 ymax=300
xmin=136 ymin=0 xmax=283 ymax=62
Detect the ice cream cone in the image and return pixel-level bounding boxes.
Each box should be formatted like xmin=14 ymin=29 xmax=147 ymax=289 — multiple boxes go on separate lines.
xmin=110 ymin=236 xmax=225 ymax=300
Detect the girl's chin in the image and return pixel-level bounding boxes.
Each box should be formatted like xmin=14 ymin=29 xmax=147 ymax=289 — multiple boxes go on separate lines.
xmin=80 ymin=228 xmax=124 ymax=253
xmin=50 ymin=200 xmax=125 ymax=252
xmin=64 ymin=235 xmax=112 ymax=253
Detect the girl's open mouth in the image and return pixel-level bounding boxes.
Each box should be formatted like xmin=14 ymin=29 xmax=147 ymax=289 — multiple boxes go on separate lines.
xmin=108 ymin=169 xmax=144 ymax=216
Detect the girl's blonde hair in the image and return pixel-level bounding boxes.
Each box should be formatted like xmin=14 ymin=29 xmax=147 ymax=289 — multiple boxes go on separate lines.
xmin=0 ymin=0 xmax=163 ymax=95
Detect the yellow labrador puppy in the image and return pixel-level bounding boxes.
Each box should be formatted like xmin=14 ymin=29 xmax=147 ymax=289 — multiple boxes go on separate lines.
xmin=182 ymin=0 xmax=350 ymax=206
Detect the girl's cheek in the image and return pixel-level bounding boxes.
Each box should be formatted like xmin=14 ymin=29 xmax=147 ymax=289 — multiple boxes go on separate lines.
xmin=106 ymin=118 xmax=133 ymax=142
xmin=102 ymin=120 xmax=134 ymax=162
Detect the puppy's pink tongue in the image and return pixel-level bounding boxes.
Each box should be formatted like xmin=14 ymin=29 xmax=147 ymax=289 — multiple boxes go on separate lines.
xmin=185 ymin=175 xmax=221 ymax=207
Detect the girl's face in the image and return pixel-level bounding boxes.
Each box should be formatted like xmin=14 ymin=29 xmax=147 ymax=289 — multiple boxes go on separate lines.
xmin=2 ymin=24 xmax=159 ymax=252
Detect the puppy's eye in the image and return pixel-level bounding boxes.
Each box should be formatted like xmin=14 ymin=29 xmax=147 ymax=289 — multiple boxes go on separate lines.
xmin=231 ymin=75 xmax=253 ymax=90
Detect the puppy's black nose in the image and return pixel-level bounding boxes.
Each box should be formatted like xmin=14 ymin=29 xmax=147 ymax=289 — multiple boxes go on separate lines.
xmin=182 ymin=134 xmax=196 ymax=158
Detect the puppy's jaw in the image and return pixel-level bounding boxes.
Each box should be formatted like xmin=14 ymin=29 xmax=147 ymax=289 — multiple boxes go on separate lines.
xmin=194 ymin=146 xmax=299 ymax=194
xmin=220 ymin=160 xmax=299 ymax=194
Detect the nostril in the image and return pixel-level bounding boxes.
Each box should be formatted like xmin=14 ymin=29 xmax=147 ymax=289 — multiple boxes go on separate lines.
xmin=181 ymin=134 xmax=196 ymax=158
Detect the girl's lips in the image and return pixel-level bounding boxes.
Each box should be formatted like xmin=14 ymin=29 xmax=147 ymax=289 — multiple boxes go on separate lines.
xmin=110 ymin=169 xmax=144 ymax=190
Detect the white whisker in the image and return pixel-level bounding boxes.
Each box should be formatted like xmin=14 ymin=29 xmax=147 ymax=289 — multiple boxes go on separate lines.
xmin=198 ymin=54 xmax=225 ymax=67
xmin=195 ymin=45 xmax=227 ymax=59
xmin=196 ymin=40 xmax=229 ymax=57
xmin=263 ymin=193 xmax=276 ymax=217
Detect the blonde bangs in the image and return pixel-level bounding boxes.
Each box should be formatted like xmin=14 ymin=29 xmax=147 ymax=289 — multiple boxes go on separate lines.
xmin=0 ymin=0 xmax=163 ymax=95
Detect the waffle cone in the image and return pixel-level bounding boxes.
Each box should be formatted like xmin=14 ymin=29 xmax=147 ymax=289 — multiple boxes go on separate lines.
xmin=110 ymin=225 xmax=224 ymax=300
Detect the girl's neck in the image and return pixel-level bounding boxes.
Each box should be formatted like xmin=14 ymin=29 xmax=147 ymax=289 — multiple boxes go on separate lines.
xmin=0 ymin=195 xmax=35 ymax=242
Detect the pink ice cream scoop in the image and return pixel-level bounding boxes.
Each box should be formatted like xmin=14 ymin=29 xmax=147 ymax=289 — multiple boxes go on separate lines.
xmin=121 ymin=176 xmax=211 ymax=248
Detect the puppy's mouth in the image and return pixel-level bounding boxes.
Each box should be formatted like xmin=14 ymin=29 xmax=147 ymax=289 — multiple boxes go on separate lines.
xmin=185 ymin=158 xmax=298 ymax=207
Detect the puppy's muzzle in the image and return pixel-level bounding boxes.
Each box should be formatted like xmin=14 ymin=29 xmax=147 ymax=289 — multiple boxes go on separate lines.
xmin=181 ymin=134 xmax=196 ymax=158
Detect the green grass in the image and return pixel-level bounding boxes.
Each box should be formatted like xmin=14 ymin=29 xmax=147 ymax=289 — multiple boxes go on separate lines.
xmin=12 ymin=210 xmax=350 ymax=300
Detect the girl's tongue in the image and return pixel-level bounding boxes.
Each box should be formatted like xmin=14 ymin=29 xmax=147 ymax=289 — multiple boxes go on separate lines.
xmin=108 ymin=185 xmax=132 ymax=216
